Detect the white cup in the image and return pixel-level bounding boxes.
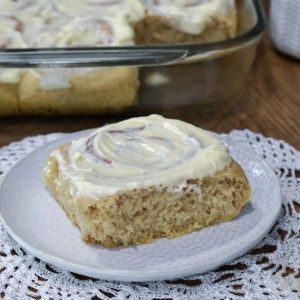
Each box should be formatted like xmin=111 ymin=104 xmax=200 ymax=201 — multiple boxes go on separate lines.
xmin=269 ymin=0 xmax=300 ymax=59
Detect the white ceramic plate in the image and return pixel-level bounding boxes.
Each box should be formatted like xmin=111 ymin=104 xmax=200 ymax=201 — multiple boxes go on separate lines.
xmin=0 ymin=131 xmax=281 ymax=282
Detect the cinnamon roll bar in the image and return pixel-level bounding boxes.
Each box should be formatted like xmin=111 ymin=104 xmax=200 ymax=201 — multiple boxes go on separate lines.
xmin=0 ymin=1 xmax=140 ymax=116
xmin=44 ymin=115 xmax=250 ymax=247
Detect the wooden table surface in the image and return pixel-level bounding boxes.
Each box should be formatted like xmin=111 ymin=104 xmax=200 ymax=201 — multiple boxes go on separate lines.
xmin=0 ymin=25 xmax=300 ymax=149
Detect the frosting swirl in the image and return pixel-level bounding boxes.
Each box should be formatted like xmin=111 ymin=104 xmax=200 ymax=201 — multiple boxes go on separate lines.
xmin=52 ymin=115 xmax=231 ymax=198
xmin=0 ymin=0 xmax=55 ymax=18
xmin=0 ymin=15 xmax=25 ymax=48
xmin=32 ymin=16 xmax=134 ymax=47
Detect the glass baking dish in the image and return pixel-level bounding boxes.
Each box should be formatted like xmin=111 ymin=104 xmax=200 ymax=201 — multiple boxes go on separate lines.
xmin=0 ymin=0 xmax=265 ymax=117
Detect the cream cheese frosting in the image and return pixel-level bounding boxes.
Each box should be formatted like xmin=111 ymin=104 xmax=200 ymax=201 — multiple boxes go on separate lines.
xmin=50 ymin=115 xmax=231 ymax=199
xmin=52 ymin=0 xmax=146 ymax=24
xmin=30 ymin=16 xmax=134 ymax=48
xmin=142 ymin=0 xmax=235 ymax=34
xmin=0 ymin=0 xmax=52 ymax=16
xmin=0 ymin=0 xmax=235 ymax=48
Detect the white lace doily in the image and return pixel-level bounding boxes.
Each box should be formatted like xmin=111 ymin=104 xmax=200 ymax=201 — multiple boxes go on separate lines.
xmin=0 ymin=130 xmax=299 ymax=300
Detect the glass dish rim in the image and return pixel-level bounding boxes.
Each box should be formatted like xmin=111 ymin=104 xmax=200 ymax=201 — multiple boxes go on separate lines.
xmin=0 ymin=0 xmax=266 ymax=68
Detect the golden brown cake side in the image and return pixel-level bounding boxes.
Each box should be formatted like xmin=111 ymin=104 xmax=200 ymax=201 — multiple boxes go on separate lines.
xmin=0 ymin=83 xmax=20 ymax=116
xmin=134 ymin=7 xmax=237 ymax=45
xmin=19 ymin=67 xmax=139 ymax=115
xmin=44 ymin=153 xmax=250 ymax=248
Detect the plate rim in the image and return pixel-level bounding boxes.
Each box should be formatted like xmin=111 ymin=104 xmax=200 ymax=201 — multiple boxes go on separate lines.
xmin=0 ymin=131 xmax=282 ymax=282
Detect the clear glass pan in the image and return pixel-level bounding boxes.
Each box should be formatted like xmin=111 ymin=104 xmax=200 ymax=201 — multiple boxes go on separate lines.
xmin=0 ymin=0 xmax=265 ymax=117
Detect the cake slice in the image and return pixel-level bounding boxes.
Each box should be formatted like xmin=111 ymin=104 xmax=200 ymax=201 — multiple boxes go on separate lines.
xmin=44 ymin=115 xmax=250 ymax=247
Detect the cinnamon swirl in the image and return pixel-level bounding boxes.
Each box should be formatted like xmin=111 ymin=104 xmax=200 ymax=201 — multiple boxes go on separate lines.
xmin=44 ymin=115 xmax=251 ymax=248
